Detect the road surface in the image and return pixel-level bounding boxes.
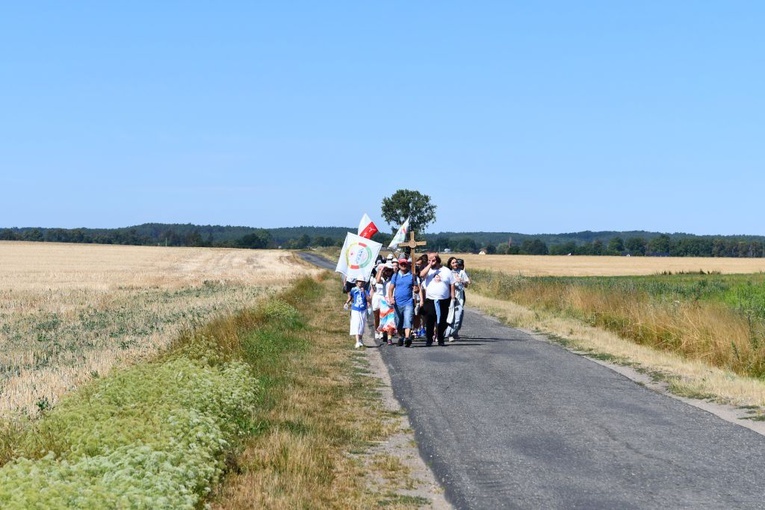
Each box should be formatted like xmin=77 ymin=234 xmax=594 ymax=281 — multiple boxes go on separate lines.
xmin=300 ymin=252 xmax=765 ymax=509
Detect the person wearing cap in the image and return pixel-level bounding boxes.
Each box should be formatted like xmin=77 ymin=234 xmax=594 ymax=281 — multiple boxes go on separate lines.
xmin=388 ymin=257 xmax=416 ymax=347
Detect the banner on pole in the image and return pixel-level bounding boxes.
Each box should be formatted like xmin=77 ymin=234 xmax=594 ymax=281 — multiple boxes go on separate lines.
xmin=336 ymin=232 xmax=382 ymax=282
xmin=388 ymin=217 xmax=410 ymax=249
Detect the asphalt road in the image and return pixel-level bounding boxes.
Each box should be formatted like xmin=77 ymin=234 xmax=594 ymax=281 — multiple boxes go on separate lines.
xmin=381 ymin=309 xmax=765 ymax=509
xmin=299 ymin=253 xmax=765 ymax=509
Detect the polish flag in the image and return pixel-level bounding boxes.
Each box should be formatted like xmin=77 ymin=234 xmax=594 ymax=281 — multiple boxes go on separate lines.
xmin=357 ymin=213 xmax=379 ymax=239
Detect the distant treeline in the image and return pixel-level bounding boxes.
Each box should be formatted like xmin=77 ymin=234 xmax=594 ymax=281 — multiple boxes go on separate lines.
xmin=0 ymin=224 xmax=349 ymax=250
xmin=1 ymin=224 xmax=765 ymax=258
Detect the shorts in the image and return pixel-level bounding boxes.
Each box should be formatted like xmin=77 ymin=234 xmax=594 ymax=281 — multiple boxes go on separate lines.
xmin=394 ymin=302 xmax=414 ymax=330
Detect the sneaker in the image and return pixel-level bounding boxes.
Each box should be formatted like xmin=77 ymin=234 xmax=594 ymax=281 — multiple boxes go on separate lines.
xmin=438 ymin=341 xmax=445 ymax=346
xmin=355 ymin=341 xmax=364 ymax=349
xmin=452 ymin=333 xmax=460 ymax=340
xmin=448 ymin=336 xmax=455 ymax=343
xmin=404 ymin=337 xmax=412 ymax=347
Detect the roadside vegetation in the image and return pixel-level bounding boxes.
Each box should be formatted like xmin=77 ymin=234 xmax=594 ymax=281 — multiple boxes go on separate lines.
xmin=473 ymin=270 xmax=765 ymax=378
xmin=470 ymin=268 xmax=765 ymax=415
xmin=208 ymin=276 xmax=427 ymax=509
xmin=0 ymin=271 xmax=428 ymax=508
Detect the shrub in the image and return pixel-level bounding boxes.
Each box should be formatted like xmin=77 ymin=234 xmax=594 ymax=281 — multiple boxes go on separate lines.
xmin=0 ymin=358 xmax=259 ymax=509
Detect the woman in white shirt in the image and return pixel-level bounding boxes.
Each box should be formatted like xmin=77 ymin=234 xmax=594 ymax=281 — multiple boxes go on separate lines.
xmin=446 ymin=257 xmax=470 ymax=341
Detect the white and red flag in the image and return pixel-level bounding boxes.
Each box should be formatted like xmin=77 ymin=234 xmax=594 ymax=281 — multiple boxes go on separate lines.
xmin=387 ymin=217 xmax=410 ymax=249
xmin=336 ymin=233 xmax=382 ymax=282
xmin=357 ymin=213 xmax=379 ymax=239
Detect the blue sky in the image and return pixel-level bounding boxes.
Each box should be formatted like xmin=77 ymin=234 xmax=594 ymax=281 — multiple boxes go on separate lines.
xmin=1 ymin=2 xmax=763 ymax=236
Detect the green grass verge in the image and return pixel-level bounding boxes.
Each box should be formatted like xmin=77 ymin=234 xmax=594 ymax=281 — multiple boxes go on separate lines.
xmin=0 ymin=277 xmax=321 ymax=509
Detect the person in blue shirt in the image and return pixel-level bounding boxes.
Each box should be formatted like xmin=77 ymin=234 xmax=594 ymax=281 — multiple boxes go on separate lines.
xmin=344 ymin=278 xmax=371 ymax=348
xmin=388 ymin=258 xmax=416 ymax=347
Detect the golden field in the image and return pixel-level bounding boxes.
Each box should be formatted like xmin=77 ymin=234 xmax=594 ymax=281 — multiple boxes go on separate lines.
xmin=0 ymin=242 xmax=320 ymax=418
xmin=5 ymin=242 xmax=765 ymax=421
xmin=457 ymin=254 xmax=765 ymax=276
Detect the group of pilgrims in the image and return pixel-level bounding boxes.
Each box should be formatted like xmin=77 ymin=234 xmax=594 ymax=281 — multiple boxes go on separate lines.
xmin=344 ymin=251 xmax=470 ymax=348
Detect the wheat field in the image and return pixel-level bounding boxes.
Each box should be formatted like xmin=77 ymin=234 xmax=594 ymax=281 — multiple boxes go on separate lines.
xmin=6 ymin=244 xmax=764 ymax=418
xmin=457 ymin=254 xmax=765 ymax=276
xmin=0 ymin=242 xmax=320 ymax=418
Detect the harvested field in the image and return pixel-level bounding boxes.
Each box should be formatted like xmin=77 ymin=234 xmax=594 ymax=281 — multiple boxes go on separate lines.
xmin=456 ymin=254 xmax=765 ymax=277
xmin=0 ymin=241 xmax=312 ymax=290
xmin=0 ymin=242 xmax=319 ymax=418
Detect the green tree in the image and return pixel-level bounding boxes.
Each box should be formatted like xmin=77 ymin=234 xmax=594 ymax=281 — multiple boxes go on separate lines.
xmin=625 ymin=237 xmax=647 ymax=256
xmin=520 ymin=239 xmax=548 ymax=255
xmin=550 ymin=241 xmax=577 ymax=255
xmin=23 ymin=228 xmax=44 ymax=242
xmin=238 ymin=231 xmax=271 ymax=249
xmin=381 ymin=189 xmax=437 ymax=235
xmin=496 ymin=243 xmax=510 ymax=254
xmin=185 ymin=230 xmax=205 ymax=247
xmin=0 ymin=229 xmax=18 ymax=241
xmin=294 ymin=234 xmax=311 ymax=249
xmin=648 ymin=234 xmax=670 ymax=256
xmin=607 ymin=237 xmax=624 ymax=255
xmin=453 ymin=237 xmax=478 ymax=253
xmin=431 ymin=236 xmax=451 ymax=252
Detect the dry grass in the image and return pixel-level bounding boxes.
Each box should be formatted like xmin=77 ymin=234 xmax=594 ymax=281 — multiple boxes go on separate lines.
xmin=0 ymin=241 xmax=322 ymax=418
xmin=469 ymin=292 xmax=765 ymax=408
xmin=457 ymin=254 xmax=765 ymax=276
xmin=460 ymin=254 xmax=765 ymax=411
xmin=513 ymin=281 xmax=765 ymax=377
xmin=0 ymin=243 xmax=440 ymax=506
xmin=209 ymin=277 xmax=432 ymax=509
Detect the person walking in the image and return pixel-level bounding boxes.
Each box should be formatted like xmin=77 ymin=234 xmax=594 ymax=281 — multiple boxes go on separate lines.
xmin=344 ymin=278 xmax=371 ymax=348
xmin=446 ymin=257 xmax=471 ymax=341
xmin=419 ymin=252 xmax=455 ymax=346
xmin=389 ymin=257 xmax=416 ymax=347
xmin=412 ymin=253 xmax=428 ymax=338
xmin=371 ymin=262 xmax=386 ymax=341
xmin=376 ymin=263 xmax=397 ymax=344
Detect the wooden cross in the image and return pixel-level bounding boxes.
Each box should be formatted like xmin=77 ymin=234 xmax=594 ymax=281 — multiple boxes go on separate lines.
xmin=398 ymin=230 xmax=426 ymax=257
